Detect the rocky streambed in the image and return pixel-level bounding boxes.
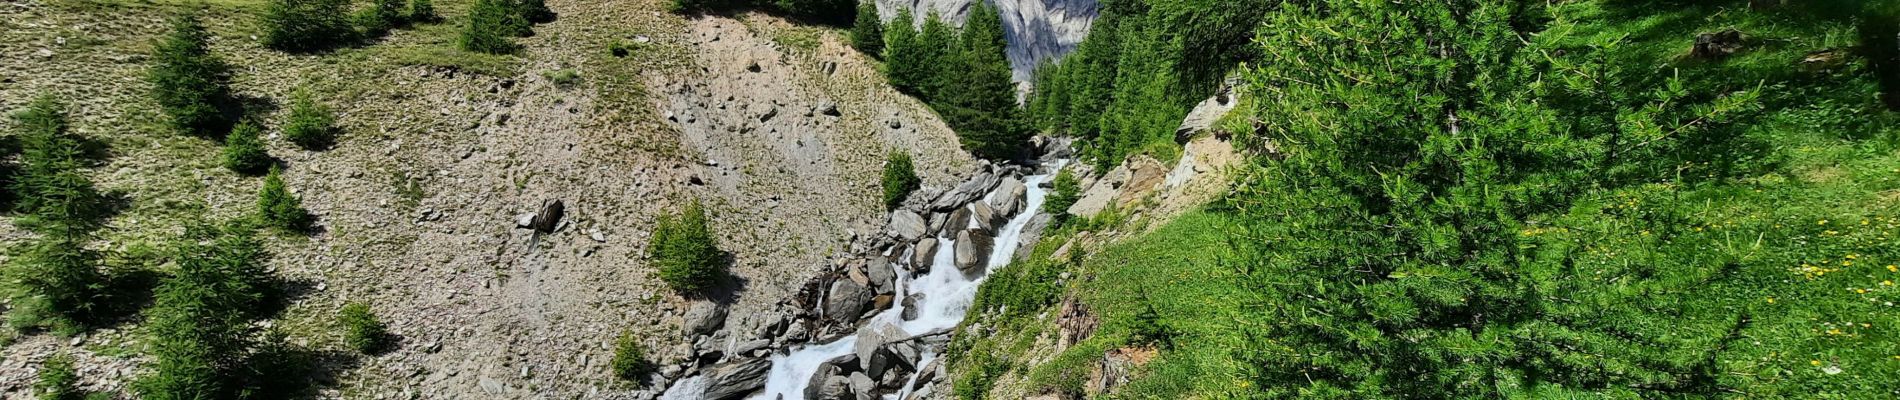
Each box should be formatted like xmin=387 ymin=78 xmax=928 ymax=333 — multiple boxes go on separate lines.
xmin=656 ymin=146 xmax=1070 ymax=400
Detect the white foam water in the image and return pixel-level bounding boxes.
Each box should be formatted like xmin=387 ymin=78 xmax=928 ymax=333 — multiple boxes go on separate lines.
xmin=751 ymin=168 xmax=1057 ymax=400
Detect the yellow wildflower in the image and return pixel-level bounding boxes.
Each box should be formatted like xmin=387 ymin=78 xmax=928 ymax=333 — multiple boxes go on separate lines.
xmin=1819 ymin=220 xmax=1829 ymax=225
xmin=1883 ymin=281 xmax=1893 ymax=286
xmin=1767 ymin=297 xmax=1776 ymax=304
xmin=1856 ymin=289 xmax=1868 ymax=294
xmin=1812 ymin=360 xmax=1823 ymax=366
xmin=1888 ymin=265 xmax=1897 ymax=272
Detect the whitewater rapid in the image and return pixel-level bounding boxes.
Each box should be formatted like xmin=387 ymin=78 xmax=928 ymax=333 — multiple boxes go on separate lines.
xmin=751 ymin=168 xmax=1057 ymax=400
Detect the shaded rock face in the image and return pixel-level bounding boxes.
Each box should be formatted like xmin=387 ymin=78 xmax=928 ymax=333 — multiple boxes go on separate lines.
xmin=702 ymin=357 xmax=772 ymax=400
xmin=876 ymin=0 xmax=1101 ymax=83
xmin=954 ymin=229 xmax=995 ymax=274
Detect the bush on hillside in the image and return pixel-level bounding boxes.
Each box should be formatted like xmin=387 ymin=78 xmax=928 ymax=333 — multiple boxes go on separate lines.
xmin=460 ymin=0 xmax=521 ymax=54
xmin=9 ymin=96 xmax=107 ymax=231
xmin=4 ymin=96 xmax=110 ymax=336
xmin=282 ymin=87 xmax=336 ymax=150
xmin=849 ymin=2 xmax=882 ymax=56
xmin=355 ymin=0 xmax=407 ymax=38
xmin=261 ymin=0 xmax=355 ymax=52
xmin=338 ymin=302 xmax=390 ymax=354
xmin=1040 ymin=170 xmax=1078 ymax=218
xmin=881 ymin=152 xmax=920 ymax=210
xmin=649 ymin=201 xmax=725 ymax=293
xmin=149 ymin=11 xmax=231 ymax=136
xmin=222 ymin=121 xmax=271 ymax=174
xmin=409 ymin=0 xmax=439 ymax=23
xmin=610 ymin=332 xmax=654 ymax=385
xmin=35 ymin=353 xmax=84 ymax=400
xmin=256 ymin=167 xmax=312 ymax=232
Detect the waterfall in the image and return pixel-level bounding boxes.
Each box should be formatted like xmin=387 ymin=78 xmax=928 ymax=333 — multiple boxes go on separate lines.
xmin=752 ymin=167 xmax=1059 ymax=399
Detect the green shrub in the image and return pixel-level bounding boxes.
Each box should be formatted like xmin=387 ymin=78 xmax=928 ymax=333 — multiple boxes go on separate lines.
xmin=849 ymin=2 xmax=882 ymax=56
xmin=256 ymin=167 xmax=312 ymax=232
xmin=221 ymin=121 xmax=271 ymax=174
xmin=137 ymin=225 xmax=271 ymax=399
xmin=5 ymin=231 xmax=106 ymax=336
xmin=460 ymin=0 xmax=520 ymax=54
xmin=543 ymin=68 xmax=580 ymax=88
xmin=773 ymin=0 xmax=853 ymax=24
xmin=355 ymin=0 xmax=406 ymax=38
xmin=1039 ymin=170 xmax=1078 ymax=218
xmin=609 ymin=332 xmax=654 ymax=385
xmin=282 ymin=87 xmax=336 ymax=150
xmin=338 ymin=302 xmax=390 ymax=354
xmin=36 ymin=353 xmax=83 ymax=400
xmin=881 ymin=152 xmax=920 ymax=210
xmin=261 ymin=0 xmax=355 ymax=52
xmin=649 ymin=201 xmax=725 ymax=292
xmin=148 ymin=11 xmax=231 ymax=136
xmin=408 ymin=0 xmax=438 ymax=23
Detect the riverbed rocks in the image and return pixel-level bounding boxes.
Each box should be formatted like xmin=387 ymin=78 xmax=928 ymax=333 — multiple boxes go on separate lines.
xmin=700 ymin=357 xmax=771 ymax=400
xmin=888 ymin=210 xmax=927 ymax=241
xmin=954 ymin=229 xmax=995 ymax=274
xmin=910 ymin=239 xmax=939 ymax=273
xmin=826 ymin=279 xmax=875 ymax=324
xmin=682 ymin=302 xmax=728 ymax=336
xmin=993 ymin=177 xmax=1027 ymax=217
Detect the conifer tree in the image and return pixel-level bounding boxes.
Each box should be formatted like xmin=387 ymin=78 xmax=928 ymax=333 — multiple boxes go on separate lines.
xmin=937 ymin=3 xmax=1028 ymax=161
xmin=256 ymin=167 xmax=312 ymax=232
xmin=460 ymin=0 xmax=519 ymax=54
xmin=282 ymin=87 xmax=336 ymax=150
xmin=649 ymin=201 xmax=724 ymax=293
xmin=222 ymin=121 xmax=271 ymax=174
xmin=913 ymin=13 xmax=954 ymax=100
xmin=4 ymin=97 xmax=109 ymax=335
xmin=882 ymin=10 xmax=923 ymax=93
xmin=35 ymin=353 xmax=84 ymax=400
xmin=137 ymin=225 xmax=270 ymax=399
xmin=149 ymin=11 xmax=231 ymax=136
xmin=261 ymin=0 xmax=354 ymax=52
xmin=849 ymin=2 xmax=883 ymax=57
xmin=338 ymin=302 xmax=390 ymax=354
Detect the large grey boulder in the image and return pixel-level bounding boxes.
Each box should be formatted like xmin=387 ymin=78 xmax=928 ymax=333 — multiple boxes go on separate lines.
xmin=887 ymin=210 xmax=927 ymax=241
xmin=969 ymin=202 xmax=999 ymax=234
xmin=910 ymin=239 xmax=939 ymax=273
xmin=701 ymin=358 xmax=771 ymax=400
xmin=865 ymin=258 xmax=896 ymax=295
xmin=944 ymin=207 xmax=973 ymax=235
xmin=1014 ymin=213 xmax=1053 ymax=261
xmin=954 ymin=229 xmax=994 ymax=274
xmin=855 ymin=324 xmax=906 ymax=378
xmin=930 ymin=167 xmax=1001 ymax=212
xmin=805 ymin=356 xmax=854 ymax=399
xmin=682 ymin=302 xmax=727 ymax=336
xmin=825 ymin=279 xmax=874 ymax=323
xmin=848 ymin=372 xmax=876 ymax=399
xmin=992 ymin=177 xmax=1027 ymax=217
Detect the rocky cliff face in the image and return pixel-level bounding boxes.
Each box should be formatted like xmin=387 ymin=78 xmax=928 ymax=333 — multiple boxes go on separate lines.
xmin=876 ymin=0 xmax=1099 ymax=83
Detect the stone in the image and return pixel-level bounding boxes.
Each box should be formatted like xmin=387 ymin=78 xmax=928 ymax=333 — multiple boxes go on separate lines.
xmin=910 ymin=239 xmax=939 ymax=273
xmin=701 ymin=358 xmax=771 ymax=400
xmin=1014 ymin=213 xmax=1053 ymax=261
xmin=848 ymin=372 xmax=875 ymax=399
xmin=969 ymin=202 xmax=1000 ymax=234
xmin=1692 ymin=29 xmax=1745 ymax=59
xmin=855 ymin=324 xmax=904 ymax=376
xmin=929 ymin=168 xmax=1001 ymax=212
xmin=872 ymin=294 xmax=894 ymax=312
xmin=805 ymin=360 xmax=851 ymax=399
xmin=515 ymin=213 xmax=536 ymax=228
xmin=1115 ymin=157 xmax=1168 ymax=208
xmin=818 ymin=101 xmax=841 ymax=116
xmin=732 ymin=339 xmax=770 ymax=356
xmin=865 ymin=259 xmax=896 ymax=294
xmin=992 ymin=177 xmax=1027 ymax=217
xmin=944 ymin=207 xmax=973 ymax=235
xmin=682 ymin=302 xmax=727 ymax=336
xmin=1069 ymin=163 xmax=1128 ymax=218
xmin=825 ymin=280 xmax=874 ymax=323
xmin=900 ymin=293 xmax=922 ymax=321
xmin=887 ymin=210 xmax=927 ymax=241
xmin=784 ymin=319 xmax=811 ymax=342
xmin=1174 ymin=80 xmax=1242 ymax=143
xmin=925 ymin=212 xmax=947 ymax=236
xmin=531 ymin=200 xmax=565 ymax=234
xmin=953 ymin=229 xmax=994 ymax=275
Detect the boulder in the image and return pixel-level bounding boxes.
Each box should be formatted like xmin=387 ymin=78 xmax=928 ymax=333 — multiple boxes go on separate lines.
xmin=954 ymin=229 xmax=994 ymax=274
xmin=1014 ymin=213 xmax=1053 ymax=261
xmin=910 ymin=239 xmax=939 ymax=273
xmin=992 ymin=177 xmax=1027 ymax=217
xmin=900 ymin=293 xmax=922 ymax=321
xmin=945 ymin=207 xmax=973 ymax=235
xmin=969 ymin=202 xmax=1000 ymax=234
xmin=681 ymin=302 xmax=727 ymax=336
xmin=887 ymin=210 xmax=927 ymax=241
xmin=701 ymin=358 xmax=771 ymax=400
xmin=925 ymin=212 xmax=947 ymax=236
xmin=1114 ymin=157 xmax=1168 ymax=208
xmin=1068 ymin=163 xmax=1128 ymax=218
xmin=531 ymin=200 xmax=565 ymax=233
xmin=929 ymin=167 xmax=1001 ymax=212
xmin=855 ymin=324 xmax=906 ymax=377
xmin=825 ymin=280 xmax=874 ymax=323
xmin=865 ymin=259 xmax=896 ymax=295
xmin=848 ymin=372 xmax=875 ymax=399
xmin=1174 ymin=81 xmax=1241 ymax=143
xmin=805 ymin=357 xmax=852 ymax=399
xmin=1692 ymin=29 xmax=1745 ymax=59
